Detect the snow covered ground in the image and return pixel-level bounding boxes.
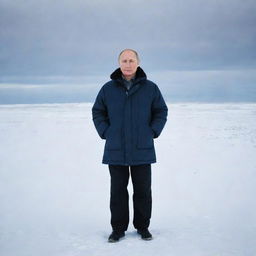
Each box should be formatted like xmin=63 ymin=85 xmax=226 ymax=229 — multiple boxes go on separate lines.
xmin=0 ymin=103 xmax=255 ymax=256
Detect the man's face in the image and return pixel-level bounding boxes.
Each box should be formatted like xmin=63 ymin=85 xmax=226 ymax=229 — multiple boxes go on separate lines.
xmin=119 ymin=50 xmax=139 ymax=80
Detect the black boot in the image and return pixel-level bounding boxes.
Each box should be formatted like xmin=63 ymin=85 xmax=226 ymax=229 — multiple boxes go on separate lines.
xmin=108 ymin=231 xmax=125 ymax=243
xmin=137 ymin=229 xmax=153 ymax=240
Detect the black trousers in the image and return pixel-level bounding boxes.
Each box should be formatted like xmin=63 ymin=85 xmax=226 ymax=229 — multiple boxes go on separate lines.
xmin=108 ymin=164 xmax=152 ymax=232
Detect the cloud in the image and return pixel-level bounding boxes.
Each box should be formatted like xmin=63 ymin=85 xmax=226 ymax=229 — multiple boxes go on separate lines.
xmin=1 ymin=0 xmax=256 ymax=77
xmin=1 ymin=68 xmax=255 ymax=104
xmin=150 ymin=68 xmax=256 ymax=102
xmin=0 ymin=0 xmax=255 ymax=103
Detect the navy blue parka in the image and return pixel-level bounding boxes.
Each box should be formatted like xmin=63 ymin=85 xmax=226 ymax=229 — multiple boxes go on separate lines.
xmin=92 ymin=67 xmax=168 ymax=165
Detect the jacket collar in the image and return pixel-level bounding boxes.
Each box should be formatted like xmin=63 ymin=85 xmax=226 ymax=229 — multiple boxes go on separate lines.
xmin=110 ymin=66 xmax=147 ymax=84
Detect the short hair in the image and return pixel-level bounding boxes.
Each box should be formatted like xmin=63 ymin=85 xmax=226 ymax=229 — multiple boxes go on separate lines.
xmin=118 ymin=49 xmax=140 ymax=62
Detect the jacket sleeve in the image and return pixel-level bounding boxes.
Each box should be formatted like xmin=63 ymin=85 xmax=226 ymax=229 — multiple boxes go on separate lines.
xmin=92 ymin=87 xmax=109 ymax=139
xmin=150 ymin=85 xmax=168 ymax=138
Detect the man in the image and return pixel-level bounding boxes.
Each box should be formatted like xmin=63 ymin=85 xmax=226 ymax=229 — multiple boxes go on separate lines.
xmin=92 ymin=49 xmax=168 ymax=242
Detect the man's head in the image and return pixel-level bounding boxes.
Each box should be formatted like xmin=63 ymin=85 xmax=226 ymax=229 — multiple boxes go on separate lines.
xmin=118 ymin=49 xmax=140 ymax=81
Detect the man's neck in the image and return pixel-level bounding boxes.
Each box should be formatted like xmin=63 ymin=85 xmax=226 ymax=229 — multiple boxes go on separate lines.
xmin=122 ymin=75 xmax=135 ymax=81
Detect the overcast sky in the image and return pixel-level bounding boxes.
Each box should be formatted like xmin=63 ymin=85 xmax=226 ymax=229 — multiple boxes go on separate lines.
xmin=0 ymin=0 xmax=256 ymax=103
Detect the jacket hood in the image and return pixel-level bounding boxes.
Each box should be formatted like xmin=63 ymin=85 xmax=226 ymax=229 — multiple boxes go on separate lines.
xmin=110 ymin=66 xmax=147 ymax=82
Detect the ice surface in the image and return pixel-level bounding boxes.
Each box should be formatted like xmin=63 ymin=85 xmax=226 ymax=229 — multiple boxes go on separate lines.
xmin=0 ymin=103 xmax=255 ymax=256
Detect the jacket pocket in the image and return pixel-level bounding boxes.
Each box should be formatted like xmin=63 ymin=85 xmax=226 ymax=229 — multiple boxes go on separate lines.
xmin=137 ymin=126 xmax=154 ymax=149
xmin=105 ymin=126 xmax=122 ymax=150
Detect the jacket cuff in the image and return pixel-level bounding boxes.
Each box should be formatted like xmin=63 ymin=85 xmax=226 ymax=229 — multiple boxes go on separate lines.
xmin=101 ymin=126 xmax=109 ymax=139
xmin=151 ymin=128 xmax=158 ymax=138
